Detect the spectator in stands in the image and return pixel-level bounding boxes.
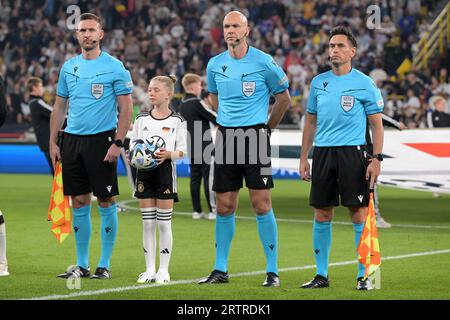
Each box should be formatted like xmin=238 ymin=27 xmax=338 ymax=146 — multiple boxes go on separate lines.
xmin=398 ymin=9 xmax=417 ymax=41
xmin=404 ymin=72 xmax=425 ymax=97
xmin=427 ymin=96 xmax=450 ymax=128
xmin=403 ymin=89 xmax=421 ymax=116
xmin=7 ymin=82 xmax=26 ymax=124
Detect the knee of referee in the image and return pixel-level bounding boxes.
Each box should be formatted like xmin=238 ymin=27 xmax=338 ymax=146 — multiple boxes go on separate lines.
xmin=249 ymin=190 xmax=272 ymax=214
xmin=313 ymin=207 xmax=334 ymax=222
xmin=216 ymin=192 xmax=238 ymax=215
xmin=216 ymin=202 xmax=237 ymax=215
xmin=71 ymin=194 xmax=92 ymax=209
xmin=97 ymin=197 xmax=115 ymax=209
xmin=348 ymin=207 xmax=367 ymax=224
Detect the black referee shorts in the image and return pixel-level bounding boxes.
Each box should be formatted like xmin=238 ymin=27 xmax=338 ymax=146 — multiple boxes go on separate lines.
xmin=213 ymin=124 xmax=273 ymax=193
xmin=62 ymin=130 xmax=119 ymax=198
xmin=134 ymin=160 xmax=179 ymax=202
xmin=310 ymin=146 xmax=370 ymax=208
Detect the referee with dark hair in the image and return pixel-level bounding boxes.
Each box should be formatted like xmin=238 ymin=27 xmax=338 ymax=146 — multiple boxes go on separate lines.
xmin=299 ymin=26 xmax=384 ymax=290
xmin=50 ymin=13 xmax=133 ymax=280
xmin=179 ymin=73 xmax=218 ymax=220
xmin=0 ymin=74 xmax=9 ymax=276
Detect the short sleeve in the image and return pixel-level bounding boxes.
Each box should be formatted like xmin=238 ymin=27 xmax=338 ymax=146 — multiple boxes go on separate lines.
xmin=56 ymin=65 xmax=68 ymax=98
xmin=113 ymin=66 xmax=133 ymax=96
xmin=130 ymin=116 xmax=141 ymax=140
xmin=206 ymin=61 xmax=218 ymax=94
xmin=364 ymin=80 xmax=384 ymax=115
xmin=264 ymin=59 xmax=289 ymax=94
xmin=176 ymin=119 xmax=188 ymax=156
xmin=306 ymin=80 xmax=317 ymax=114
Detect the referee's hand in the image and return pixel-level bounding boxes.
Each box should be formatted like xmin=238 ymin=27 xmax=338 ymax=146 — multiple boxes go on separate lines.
xmin=104 ymin=144 xmax=121 ymax=163
xmin=49 ymin=142 xmax=61 ymax=170
xmin=299 ymin=159 xmax=311 ymax=182
xmin=366 ymin=158 xmax=381 ymax=188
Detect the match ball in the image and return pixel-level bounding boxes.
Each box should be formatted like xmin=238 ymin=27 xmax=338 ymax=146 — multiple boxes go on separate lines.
xmin=129 ymin=138 xmax=161 ymax=171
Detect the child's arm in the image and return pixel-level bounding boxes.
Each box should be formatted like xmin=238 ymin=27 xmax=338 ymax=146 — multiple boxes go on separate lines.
xmin=155 ymin=119 xmax=187 ymax=164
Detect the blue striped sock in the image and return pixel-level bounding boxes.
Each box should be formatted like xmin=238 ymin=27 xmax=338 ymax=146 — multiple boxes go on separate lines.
xmin=72 ymin=205 xmax=91 ymax=269
xmin=313 ymin=220 xmax=332 ymax=278
xmin=256 ymin=209 xmax=278 ymax=274
xmin=353 ymin=222 xmax=365 ymax=279
xmin=213 ymin=213 xmax=235 ymax=273
xmin=98 ymin=204 xmax=118 ymax=269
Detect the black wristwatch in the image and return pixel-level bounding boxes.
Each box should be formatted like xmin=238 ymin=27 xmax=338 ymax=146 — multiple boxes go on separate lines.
xmin=372 ymin=154 xmax=383 ymax=162
xmin=114 ymin=139 xmax=124 ymax=148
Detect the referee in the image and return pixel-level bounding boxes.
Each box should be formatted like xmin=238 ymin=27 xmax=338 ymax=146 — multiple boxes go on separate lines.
xmin=49 ymin=13 xmax=133 ymax=280
xmin=299 ymin=26 xmax=384 ymax=290
xmin=198 ymin=11 xmax=291 ymax=287
xmin=179 ymin=73 xmax=217 ymax=220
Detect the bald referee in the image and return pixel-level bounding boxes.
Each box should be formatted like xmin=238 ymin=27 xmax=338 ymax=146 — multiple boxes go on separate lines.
xmin=299 ymin=26 xmax=384 ymax=290
xmin=198 ymin=11 xmax=291 ymax=287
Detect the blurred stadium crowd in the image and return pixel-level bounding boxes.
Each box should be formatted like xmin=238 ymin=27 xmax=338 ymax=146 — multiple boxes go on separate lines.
xmin=0 ymin=0 xmax=449 ymax=129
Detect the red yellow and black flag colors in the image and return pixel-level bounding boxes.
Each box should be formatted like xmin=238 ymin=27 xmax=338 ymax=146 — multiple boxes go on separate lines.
xmin=357 ymin=190 xmax=381 ymax=279
xmin=48 ymin=162 xmax=72 ymax=243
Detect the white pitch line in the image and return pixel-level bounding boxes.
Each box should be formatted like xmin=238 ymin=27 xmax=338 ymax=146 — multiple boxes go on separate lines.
xmin=25 ymin=249 xmax=450 ymax=300
xmin=118 ymin=200 xmax=450 ymax=230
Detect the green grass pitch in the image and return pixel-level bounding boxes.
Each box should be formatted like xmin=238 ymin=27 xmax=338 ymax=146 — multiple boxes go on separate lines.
xmin=0 ymin=174 xmax=449 ymax=300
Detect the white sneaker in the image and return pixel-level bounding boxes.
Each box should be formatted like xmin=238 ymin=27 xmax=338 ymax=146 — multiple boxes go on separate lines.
xmin=192 ymin=212 xmax=205 ymax=220
xmin=208 ymin=212 xmax=216 ymax=220
xmin=155 ymin=270 xmax=170 ymax=284
xmin=0 ymin=262 xmax=9 ymax=276
xmin=376 ymin=217 xmax=392 ymax=228
xmin=137 ymin=271 xmax=156 ymax=284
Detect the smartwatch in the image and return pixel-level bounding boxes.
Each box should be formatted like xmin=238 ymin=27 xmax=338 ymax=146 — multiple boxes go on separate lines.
xmin=373 ymin=154 xmax=383 ymax=162
xmin=114 ymin=139 xmax=124 ymax=148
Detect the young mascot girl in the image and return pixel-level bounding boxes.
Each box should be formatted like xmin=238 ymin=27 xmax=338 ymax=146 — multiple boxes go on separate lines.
xmin=131 ymin=75 xmax=187 ymax=284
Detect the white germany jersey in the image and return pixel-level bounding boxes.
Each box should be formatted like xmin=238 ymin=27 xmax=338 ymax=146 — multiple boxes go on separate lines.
xmin=130 ymin=111 xmax=188 ymax=161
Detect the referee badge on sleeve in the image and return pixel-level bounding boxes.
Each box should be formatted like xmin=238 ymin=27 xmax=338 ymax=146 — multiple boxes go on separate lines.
xmin=91 ymin=84 xmax=104 ymax=99
xmin=340 ymin=95 xmax=355 ymax=112
xmin=242 ymin=81 xmax=256 ymax=97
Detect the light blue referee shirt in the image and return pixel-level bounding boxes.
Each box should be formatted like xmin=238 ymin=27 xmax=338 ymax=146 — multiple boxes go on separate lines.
xmin=307 ymin=68 xmax=384 ymax=146
xmin=57 ymin=51 xmax=133 ymax=135
xmin=206 ymin=46 xmax=289 ymax=127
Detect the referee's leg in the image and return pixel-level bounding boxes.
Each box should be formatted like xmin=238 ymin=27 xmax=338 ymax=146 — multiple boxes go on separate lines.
xmin=314 ymin=207 xmax=333 ymax=276
xmin=348 ymin=206 xmax=368 ymax=281
xmin=249 ymin=188 xmax=280 ymax=285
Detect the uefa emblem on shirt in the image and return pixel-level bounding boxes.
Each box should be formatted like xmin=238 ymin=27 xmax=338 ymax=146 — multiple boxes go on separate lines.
xmin=340 ymin=95 xmax=355 ymax=112
xmin=242 ymin=81 xmax=256 ymax=97
xmin=91 ymin=83 xmax=104 ymax=99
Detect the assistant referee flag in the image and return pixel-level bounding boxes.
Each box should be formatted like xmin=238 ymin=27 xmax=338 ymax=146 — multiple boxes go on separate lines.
xmin=48 ymin=162 xmax=72 ymax=243
xmin=357 ymin=190 xmax=381 ymax=279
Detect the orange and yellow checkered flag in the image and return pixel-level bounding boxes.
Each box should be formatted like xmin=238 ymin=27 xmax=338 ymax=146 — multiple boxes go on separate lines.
xmin=48 ymin=162 xmax=72 ymax=243
xmin=357 ymin=191 xmax=381 ymax=279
